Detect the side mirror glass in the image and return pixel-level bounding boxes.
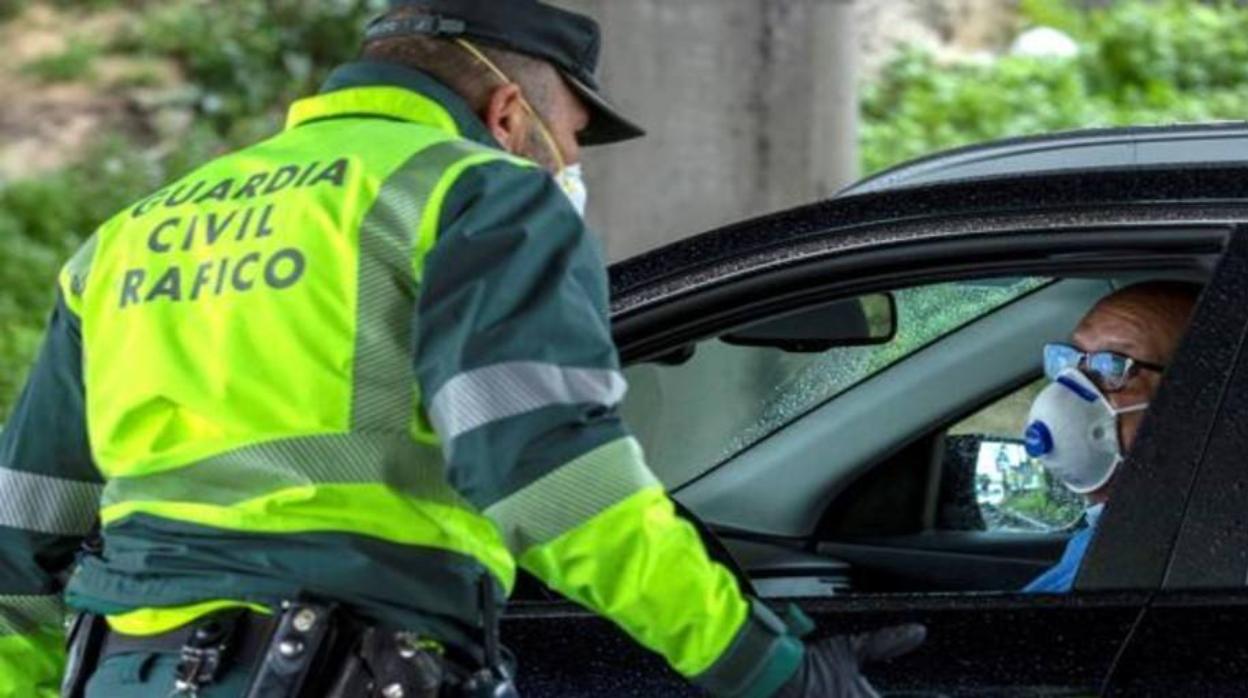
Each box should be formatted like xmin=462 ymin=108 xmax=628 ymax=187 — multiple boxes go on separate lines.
xmin=938 ymin=434 xmax=1084 ymax=532
xmin=973 ymin=437 xmax=1083 ymax=532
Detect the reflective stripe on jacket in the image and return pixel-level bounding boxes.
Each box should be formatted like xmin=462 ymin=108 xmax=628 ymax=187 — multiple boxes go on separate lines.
xmin=0 ymin=61 xmax=802 ymax=697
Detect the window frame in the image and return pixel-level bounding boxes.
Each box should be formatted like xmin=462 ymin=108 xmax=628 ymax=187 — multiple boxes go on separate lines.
xmin=619 ymin=224 xmax=1229 ymax=586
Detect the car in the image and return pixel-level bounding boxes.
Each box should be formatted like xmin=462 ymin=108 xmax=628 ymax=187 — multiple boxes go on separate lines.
xmin=501 ymin=124 xmax=1248 ymax=697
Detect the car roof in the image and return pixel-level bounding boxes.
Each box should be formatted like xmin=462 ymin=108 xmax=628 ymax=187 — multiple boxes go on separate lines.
xmin=610 ymin=123 xmax=1248 ymax=316
xmin=839 ymin=122 xmax=1248 ymax=196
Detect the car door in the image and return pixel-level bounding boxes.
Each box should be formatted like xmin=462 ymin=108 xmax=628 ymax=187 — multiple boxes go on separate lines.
xmin=635 ymin=241 xmax=1226 ymax=696
xmin=503 ymin=168 xmax=1242 ymax=696
xmin=1094 ymin=226 xmax=1248 ymax=697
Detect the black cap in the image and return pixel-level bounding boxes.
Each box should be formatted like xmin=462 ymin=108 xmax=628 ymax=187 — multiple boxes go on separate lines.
xmin=369 ymin=0 xmax=645 ymax=146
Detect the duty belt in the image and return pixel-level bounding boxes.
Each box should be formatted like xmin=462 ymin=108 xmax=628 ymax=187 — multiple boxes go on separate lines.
xmin=63 ymin=597 xmax=520 ymax=698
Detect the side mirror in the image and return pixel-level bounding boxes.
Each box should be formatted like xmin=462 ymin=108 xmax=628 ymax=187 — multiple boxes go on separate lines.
xmin=973 ymin=438 xmax=1032 ymax=508
xmin=721 ymin=293 xmax=897 ymax=352
xmin=947 ymin=435 xmax=1082 ymax=532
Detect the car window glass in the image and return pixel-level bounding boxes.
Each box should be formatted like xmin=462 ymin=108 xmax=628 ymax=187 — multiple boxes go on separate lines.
xmin=622 ymin=277 xmax=1050 ymax=489
xmin=940 ymin=379 xmax=1084 ymax=532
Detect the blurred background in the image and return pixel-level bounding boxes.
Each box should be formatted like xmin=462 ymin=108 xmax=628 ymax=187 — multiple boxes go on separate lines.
xmin=4 ymin=0 xmax=1248 ymax=417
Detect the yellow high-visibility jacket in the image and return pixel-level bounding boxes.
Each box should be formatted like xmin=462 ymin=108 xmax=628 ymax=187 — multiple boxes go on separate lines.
xmin=0 ymin=61 xmax=802 ymax=697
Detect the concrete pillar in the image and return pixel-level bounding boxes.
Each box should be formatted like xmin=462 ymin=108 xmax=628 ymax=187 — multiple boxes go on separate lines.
xmin=811 ymin=0 xmax=860 ymax=200
xmin=554 ymin=0 xmax=859 ymax=261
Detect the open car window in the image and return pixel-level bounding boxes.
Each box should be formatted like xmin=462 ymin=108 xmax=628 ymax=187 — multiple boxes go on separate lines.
xmin=622 ymin=277 xmax=1051 ymax=488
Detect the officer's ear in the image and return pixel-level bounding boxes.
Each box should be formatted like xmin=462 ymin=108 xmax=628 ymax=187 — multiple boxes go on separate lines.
xmin=481 ymin=83 xmax=533 ymax=156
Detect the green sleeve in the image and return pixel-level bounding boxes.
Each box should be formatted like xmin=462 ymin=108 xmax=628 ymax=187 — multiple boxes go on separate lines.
xmin=0 ymin=287 xmax=105 ymax=695
xmin=414 ymin=161 xmax=801 ymax=694
xmin=414 ymin=158 xmax=626 ymax=510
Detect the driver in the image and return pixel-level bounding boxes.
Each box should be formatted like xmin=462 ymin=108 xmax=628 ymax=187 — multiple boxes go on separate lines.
xmin=1021 ymin=281 xmax=1199 ymax=592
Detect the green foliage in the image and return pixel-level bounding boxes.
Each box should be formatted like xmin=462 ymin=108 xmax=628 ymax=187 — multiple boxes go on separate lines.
xmin=861 ymin=48 xmax=1103 ymax=175
xmin=109 ymin=61 xmax=166 ymax=89
xmin=0 ymin=0 xmax=388 ymax=418
xmin=1000 ymin=474 xmax=1084 ymax=529
xmin=114 ymin=0 xmax=385 ymax=133
xmin=1082 ymin=0 xmax=1248 ymax=99
xmin=47 ymin=0 xmax=123 ymax=8
xmin=0 ymin=0 xmax=27 ymax=21
xmin=862 ymin=0 xmax=1248 ymax=174
xmin=1019 ymin=0 xmax=1088 ymax=38
xmin=0 ymin=139 xmax=167 ymax=417
xmin=22 ymin=41 xmax=101 ymax=83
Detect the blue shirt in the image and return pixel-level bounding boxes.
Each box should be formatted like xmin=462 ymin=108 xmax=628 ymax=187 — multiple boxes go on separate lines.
xmin=1023 ymin=504 xmax=1104 ymax=593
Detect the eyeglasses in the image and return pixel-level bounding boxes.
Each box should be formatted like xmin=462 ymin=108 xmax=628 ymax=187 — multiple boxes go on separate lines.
xmin=1043 ymin=342 xmax=1166 ymax=392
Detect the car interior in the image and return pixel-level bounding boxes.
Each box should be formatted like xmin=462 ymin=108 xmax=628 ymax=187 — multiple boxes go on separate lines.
xmin=613 ymin=267 xmax=1211 ymax=600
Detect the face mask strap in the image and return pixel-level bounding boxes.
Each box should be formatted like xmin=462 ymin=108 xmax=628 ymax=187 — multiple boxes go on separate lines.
xmin=1112 ymin=401 xmax=1150 ymax=417
xmin=455 ymin=38 xmax=567 ymax=172
xmin=1061 ymin=368 xmax=1149 ymax=418
xmin=1077 ymin=401 xmax=1147 ymax=494
xmin=1075 ymin=368 xmax=1149 ymax=456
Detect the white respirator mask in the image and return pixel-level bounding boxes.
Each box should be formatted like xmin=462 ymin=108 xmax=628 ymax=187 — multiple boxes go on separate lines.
xmin=555 ymin=163 xmax=589 ymax=217
xmin=458 ymin=39 xmax=589 ymax=217
xmin=1023 ymin=368 xmax=1148 ymax=494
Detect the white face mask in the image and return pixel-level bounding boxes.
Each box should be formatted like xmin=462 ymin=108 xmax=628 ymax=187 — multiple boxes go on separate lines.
xmin=1023 ymin=368 xmax=1148 ymax=494
xmin=556 ymin=163 xmax=588 ymax=217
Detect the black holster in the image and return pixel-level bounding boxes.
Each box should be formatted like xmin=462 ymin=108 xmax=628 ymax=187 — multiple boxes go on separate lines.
xmin=61 ymin=612 xmax=108 ymax=698
xmin=244 ymin=601 xmax=349 ymax=698
xmin=326 ymin=628 xmax=444 ymax=698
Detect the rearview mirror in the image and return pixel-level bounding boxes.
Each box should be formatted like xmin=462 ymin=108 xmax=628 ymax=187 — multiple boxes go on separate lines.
xmin=721 ymin=293 xmax=897 ymax=352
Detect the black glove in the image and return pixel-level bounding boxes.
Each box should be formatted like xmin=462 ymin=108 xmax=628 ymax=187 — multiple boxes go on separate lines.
xmin=773 ymin=624 xmax=927 ymax=698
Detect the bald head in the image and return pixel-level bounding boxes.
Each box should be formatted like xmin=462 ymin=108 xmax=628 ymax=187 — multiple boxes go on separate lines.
xmin=1073 ymin=281 xmax=1201 ymax=370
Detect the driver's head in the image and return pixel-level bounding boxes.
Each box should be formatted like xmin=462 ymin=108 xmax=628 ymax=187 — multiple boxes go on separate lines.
xmin=1072 ymin=282 xmax=1200 ymax=456
xmin=1025 ymin=281 xmax=1199 ymax=504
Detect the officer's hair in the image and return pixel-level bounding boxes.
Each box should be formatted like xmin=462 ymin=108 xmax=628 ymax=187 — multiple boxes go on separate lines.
xmin=361 ymin=7 xmax=556 ymax=116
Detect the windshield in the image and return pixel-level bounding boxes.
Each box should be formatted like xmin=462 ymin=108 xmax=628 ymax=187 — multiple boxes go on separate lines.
xmin=621 ymin=277 xmax=1050 ymax=488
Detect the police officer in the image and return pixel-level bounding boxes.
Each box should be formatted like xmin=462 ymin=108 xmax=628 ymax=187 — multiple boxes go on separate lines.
xmin=0 ymin=1 xmax=924 ymax=695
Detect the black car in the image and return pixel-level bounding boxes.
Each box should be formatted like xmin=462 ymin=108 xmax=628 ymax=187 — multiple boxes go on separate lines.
xmin=501 ymin=124 xmax=1248 ymax=697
